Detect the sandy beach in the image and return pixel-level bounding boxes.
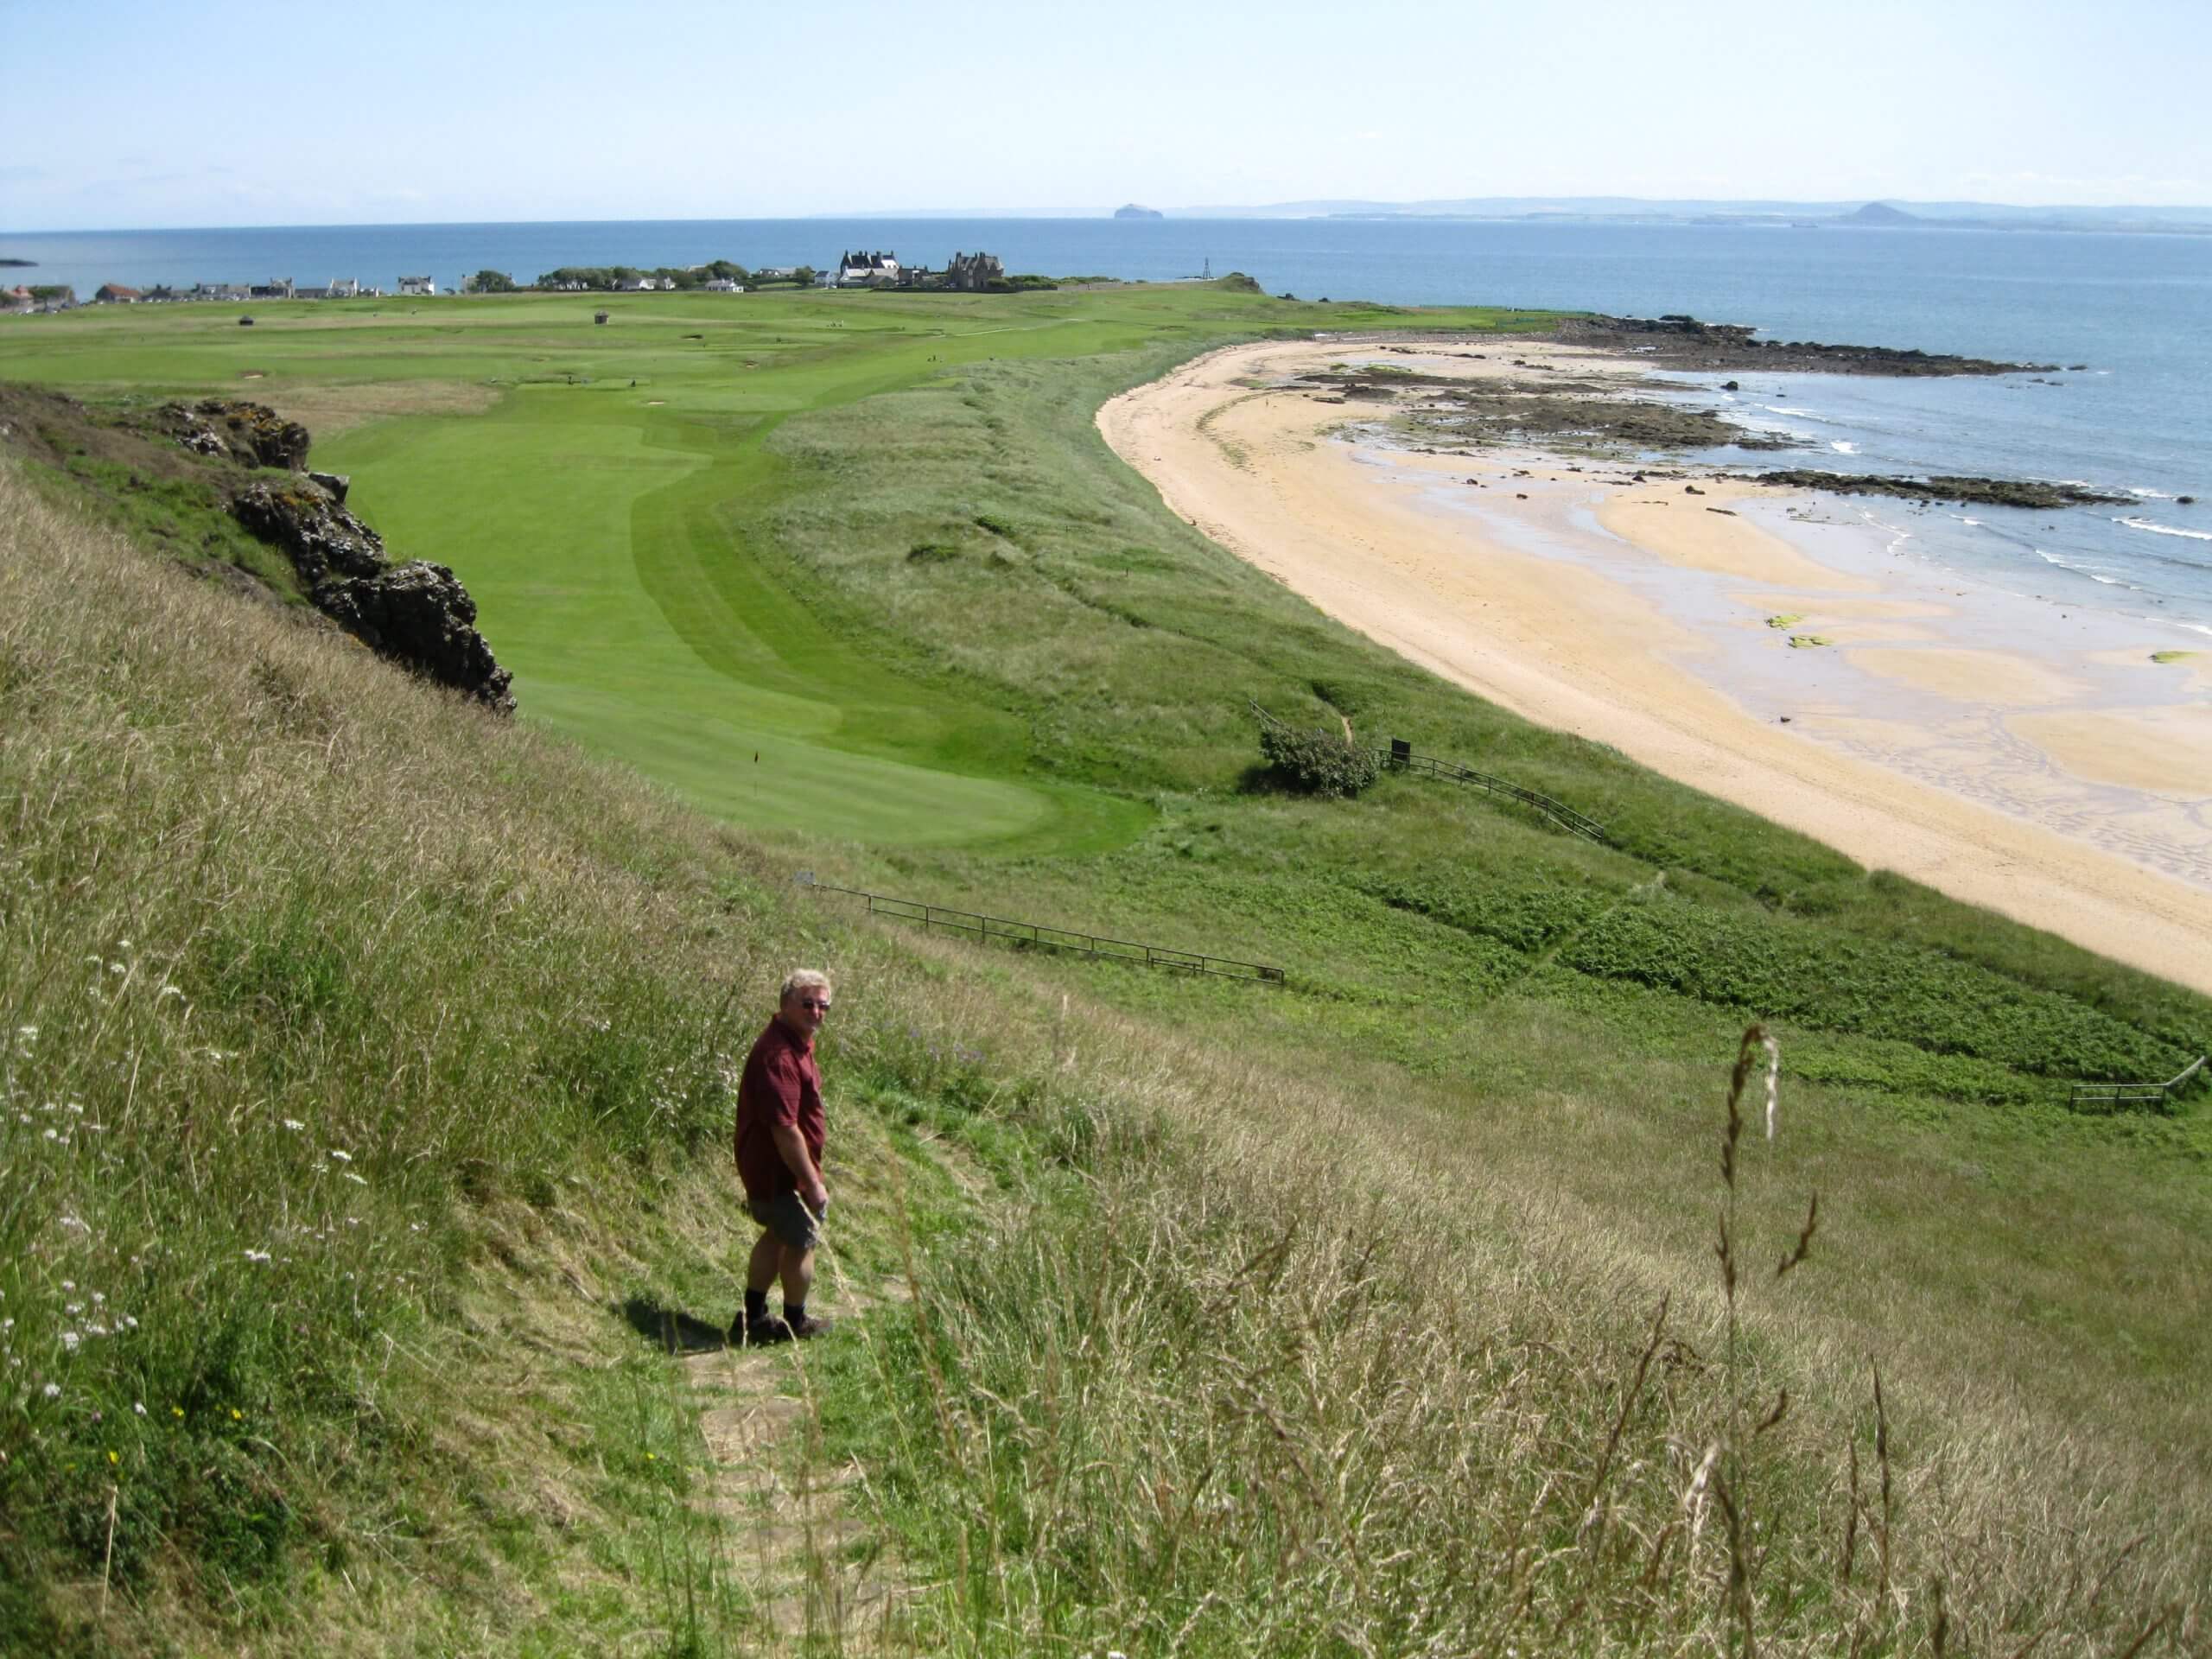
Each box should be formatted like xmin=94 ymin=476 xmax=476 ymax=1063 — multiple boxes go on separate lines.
xmin=1100 ymin=338 xmax=2212 ymax=995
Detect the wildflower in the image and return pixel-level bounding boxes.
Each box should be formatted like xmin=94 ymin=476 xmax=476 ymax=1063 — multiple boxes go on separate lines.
xmin=118 ymin=938 xmax=132 ymax=951
xmin=89 ymin=1292 xmax=103 ymax=1305
xmin=108 ymin=1451 xmax=118 ymax=1465
xmin=86 ymin=1323 xmax=107 ymax=1337
xmin=645 ymin=1452 xmax=657 ymax=1461
xmin=157 ymin=984 xmax=183 ymax=1000
xmin=283 ymin=1119 xmax=305 ymax=1132
xmin=327 ymin=1149 xmax=352 ymax=1163
xmin=43 ymin=1128 xmax=58 ymax=1141
xmin=1760 ymin=1032 xmax=1782 ymax=1140
xmin=60 ymin=1332 xmax=80 ymax=1351
xmin=343 ymin=1172 xmax=367 ymax=1186
xmin=122 ymin=1315 xmax=138 ymax=1330
xmin=171 ymin=1407 xmax=183 ymax=1418
xmin=134 ymin=1402 xmax=146 ymax=1416
xmin=60 ymin=1281 xmax=73 ymax=1291
xmin=243 ymin=1249 xmax=271 ymax=1264
xmin=66 ymin=1304 xmax=83 ymax=1316
xmin=42 ymin=1382 xmax=60 ymax=1399
xmin=14 ymin=1025 xmax=35 ymax=1044
xmin=230 ymin=1408 xmax=242 ymax=1421
xmin=108 ymin=962 xmax=127 ymax=976
xmin=59 ymin=1215 xmax=88 ymax=1231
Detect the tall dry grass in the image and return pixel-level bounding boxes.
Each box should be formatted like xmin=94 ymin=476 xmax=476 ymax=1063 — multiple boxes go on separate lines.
xmin=4 ymin=459 xmax=2202 ymax=1653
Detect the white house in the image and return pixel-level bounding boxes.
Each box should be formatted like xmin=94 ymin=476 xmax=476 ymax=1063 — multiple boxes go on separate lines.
xmin=836 ymin=250 xmax=899 ymax=287
xmin=397 ymin=275 xmax=436 ymax=296
xmin=702 ymin=277 xmax=743 ymax=293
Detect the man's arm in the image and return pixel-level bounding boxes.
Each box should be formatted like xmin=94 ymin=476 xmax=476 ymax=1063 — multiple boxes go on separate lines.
xmin=771 ymin=1122 xmax=828 ymax=1213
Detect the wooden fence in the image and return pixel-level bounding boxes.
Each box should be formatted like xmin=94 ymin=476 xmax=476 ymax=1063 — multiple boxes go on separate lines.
xmin=2068 ymin=1054 xmax=2205 ymax=1112
xmin=797 ymin=874 xmax=1287 ymax=984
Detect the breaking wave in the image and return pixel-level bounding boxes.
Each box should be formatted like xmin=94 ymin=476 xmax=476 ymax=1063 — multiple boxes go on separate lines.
xmin=2118 ymin=516 xmax=2212 ymax=543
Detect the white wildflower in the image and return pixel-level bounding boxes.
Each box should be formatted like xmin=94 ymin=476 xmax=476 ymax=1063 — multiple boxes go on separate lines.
xmin=108 ymin=962 xmax=127 ymax=976
xmin=1760 ymin=1033 xmax=1782 ymax=1140
xmin=244 ymin=1249 xmax=272 ymax=1264
xmin=134 ymin=1402 xmax=146 ymax=1416
xmin=327 ymin=1149 xmax=352 ymax=1163
xmin=65 ymin=1304 xmax=83 ymax=1316
xmin=117 ymin=938 xmax=132 ymax=951
xmin=122 ymin=1315 xmax=138 ymax=1330
xmin=60 ymin=1281 xmax=73 ymax=1291
xmin=59 ymin=1215 xmax=88 ymax=1231
xmin=60 ymin=1331 xmax=80 ymax=1351
xmin=89 ymin=1292 xmax=103 ymax=1305
xmin=42 ymin=1128 xmax=57 ymax=1141
xmin=41 ymin=1382 xmax=59 ymax=1398
xmin=14 ymin=1026 xmax=35 ymax=1044
xmin=86 ymin=1323 xmax=107 ymax=1337
xmin=157 ymin=984 xmax=183 ymax=1000
xmin=343 ymin=1172 xmax=367 ymax=1186
xmin=283 ymin=1119 xmax=305 ymax=1132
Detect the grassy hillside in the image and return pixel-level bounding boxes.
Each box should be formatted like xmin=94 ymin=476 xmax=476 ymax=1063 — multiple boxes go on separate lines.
xmin=3 ymin=285 xmax=2208 ymax=1653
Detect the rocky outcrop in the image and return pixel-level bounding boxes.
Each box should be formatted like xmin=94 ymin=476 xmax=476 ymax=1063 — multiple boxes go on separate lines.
xmin=162 ymin=399 xmax=311 ymax=468
xmin=1553 ymin=315 xmax=2053 ymax=377
xmin=232 ymin=481 xmax=386 ymax=583
xmin=1726 ymin=469 xmax=2128 ymax=509
xmin=232 ymin=478 xmax=515 ymax=713
xmin=314 ymin=563 xmax=514 ymax=715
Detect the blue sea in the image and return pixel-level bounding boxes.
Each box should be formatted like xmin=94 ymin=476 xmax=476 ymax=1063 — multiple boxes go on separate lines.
xmin=5 ymin=216 xmax=2209 ymax=634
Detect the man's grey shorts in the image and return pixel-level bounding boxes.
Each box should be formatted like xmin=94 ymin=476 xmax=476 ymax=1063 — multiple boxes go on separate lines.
xmin=747 ymin=1191 xmax=820 ymax=1250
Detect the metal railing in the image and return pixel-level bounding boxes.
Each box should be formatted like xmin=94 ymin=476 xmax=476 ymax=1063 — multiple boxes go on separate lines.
xmin=797 ymin=874 xmax=1286 ymax=984
xmin=2068 ymin=1054 xmax=2204 ymax=1112
xmin=1385 ymin=741 xmax=1611 ymax=843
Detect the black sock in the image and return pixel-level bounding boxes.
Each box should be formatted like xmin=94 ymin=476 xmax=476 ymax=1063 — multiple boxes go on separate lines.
xmin=783 ymin=1300 xmax=806 ymax=1325
xmin=743 ymin=1289 xmax=768 ymax=1324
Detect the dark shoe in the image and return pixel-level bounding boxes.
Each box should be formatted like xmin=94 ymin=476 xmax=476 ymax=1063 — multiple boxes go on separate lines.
xmin=786 ymin=1313 xmax=835 ymax=1340
xmin=731 ymin=1311 xmax=792 ymax=1347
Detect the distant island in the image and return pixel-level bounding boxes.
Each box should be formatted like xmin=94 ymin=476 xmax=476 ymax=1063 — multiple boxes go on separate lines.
xmin=1174 ymin=194 xmax=2212 ymax=235
xmin=0 ymin=257 xmax=35 ymax=268
xmin=1113 ymin=204 xmax=1165 ymax=219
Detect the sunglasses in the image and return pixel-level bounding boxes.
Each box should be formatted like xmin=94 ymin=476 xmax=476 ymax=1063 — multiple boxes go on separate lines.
xmin=798 ymin=998 xmax=832 ymax=1011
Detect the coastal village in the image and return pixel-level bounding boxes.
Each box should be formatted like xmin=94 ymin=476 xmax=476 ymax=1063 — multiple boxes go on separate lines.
xmin=2 ymin=248 xmax=1015 ymax=315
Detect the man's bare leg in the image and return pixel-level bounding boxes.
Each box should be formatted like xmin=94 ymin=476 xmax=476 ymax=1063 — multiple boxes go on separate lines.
xmin=778 ymin=1245 xmax=816 ymax=1309
xmin=747 ymin=1227 xmax=781 ymax=1295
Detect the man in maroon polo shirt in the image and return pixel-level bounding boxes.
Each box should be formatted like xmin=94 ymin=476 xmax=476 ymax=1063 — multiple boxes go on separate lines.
xmin=731 ymin=969 xmax=836 ymax=1344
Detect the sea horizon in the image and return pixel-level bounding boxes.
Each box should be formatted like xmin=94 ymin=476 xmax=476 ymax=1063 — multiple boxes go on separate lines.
xmin=6 ymin=213 xmax=2209 ymax=637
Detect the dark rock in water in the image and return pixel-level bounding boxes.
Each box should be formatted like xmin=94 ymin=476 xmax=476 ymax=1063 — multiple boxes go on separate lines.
xmin=1726 ymin=468 xmax=2128 ymax=509
xmin=2178 ymin=494 xmax=2197 ymax=505
xmin=315 ymin=563 xmax=516 ymax=715
xmin=1721 ymin=380 xmax=1739 ymax=391
xmin=232 ymin=481 xmax=386 ymax=583
xmin=1553 ymin=314 xmax=2051 ymax=376
xmin=308 ymin=469 xmax=350 ymax=504
xmin=231 ymin=480 xmax=514 ymax=712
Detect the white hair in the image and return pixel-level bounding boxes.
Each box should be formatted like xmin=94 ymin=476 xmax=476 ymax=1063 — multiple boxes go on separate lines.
xmin=780 ymin=969 xmax=832 ymax=1002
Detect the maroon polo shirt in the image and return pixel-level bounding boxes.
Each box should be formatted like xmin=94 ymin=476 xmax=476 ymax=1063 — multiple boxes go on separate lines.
xmin=734 ymin=1016 xmax=824 ymax=1201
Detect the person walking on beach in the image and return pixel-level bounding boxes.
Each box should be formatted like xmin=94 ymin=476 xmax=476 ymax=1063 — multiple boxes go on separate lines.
xmin=732 ymin=969 xmax=836 ymax=1344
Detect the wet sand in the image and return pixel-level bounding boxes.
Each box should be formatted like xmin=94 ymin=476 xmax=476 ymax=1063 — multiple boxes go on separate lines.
xmin=1099 ymin=338 xmax=2212 ymax=995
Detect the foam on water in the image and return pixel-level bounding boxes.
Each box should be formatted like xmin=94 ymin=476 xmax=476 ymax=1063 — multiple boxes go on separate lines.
xmin=2119 ymin=516 xmax=2212 ymax=543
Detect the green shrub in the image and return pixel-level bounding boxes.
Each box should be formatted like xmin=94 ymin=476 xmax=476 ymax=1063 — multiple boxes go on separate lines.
xmin=1256 ymin=722 xmax=1380 ymax=798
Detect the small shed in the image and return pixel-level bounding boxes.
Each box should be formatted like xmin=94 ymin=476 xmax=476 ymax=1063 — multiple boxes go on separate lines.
xmin=594 ymin=310 xmax=609 ymax=325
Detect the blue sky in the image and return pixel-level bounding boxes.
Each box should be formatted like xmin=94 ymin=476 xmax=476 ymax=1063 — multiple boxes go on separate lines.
xmin=6 ymin=0 xmax=2209 ymax=229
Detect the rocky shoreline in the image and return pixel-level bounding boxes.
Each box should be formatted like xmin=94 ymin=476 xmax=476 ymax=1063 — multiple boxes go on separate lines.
xmin=1550 ymin=313 xmax=2056 ymax=376
xmin=1721 ymin=468 xmax=2129 ymax=509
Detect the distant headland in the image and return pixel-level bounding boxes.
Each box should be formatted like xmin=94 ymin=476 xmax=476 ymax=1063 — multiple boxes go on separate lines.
xmin=1113 ymin=204 xmax=1165 ymax=219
